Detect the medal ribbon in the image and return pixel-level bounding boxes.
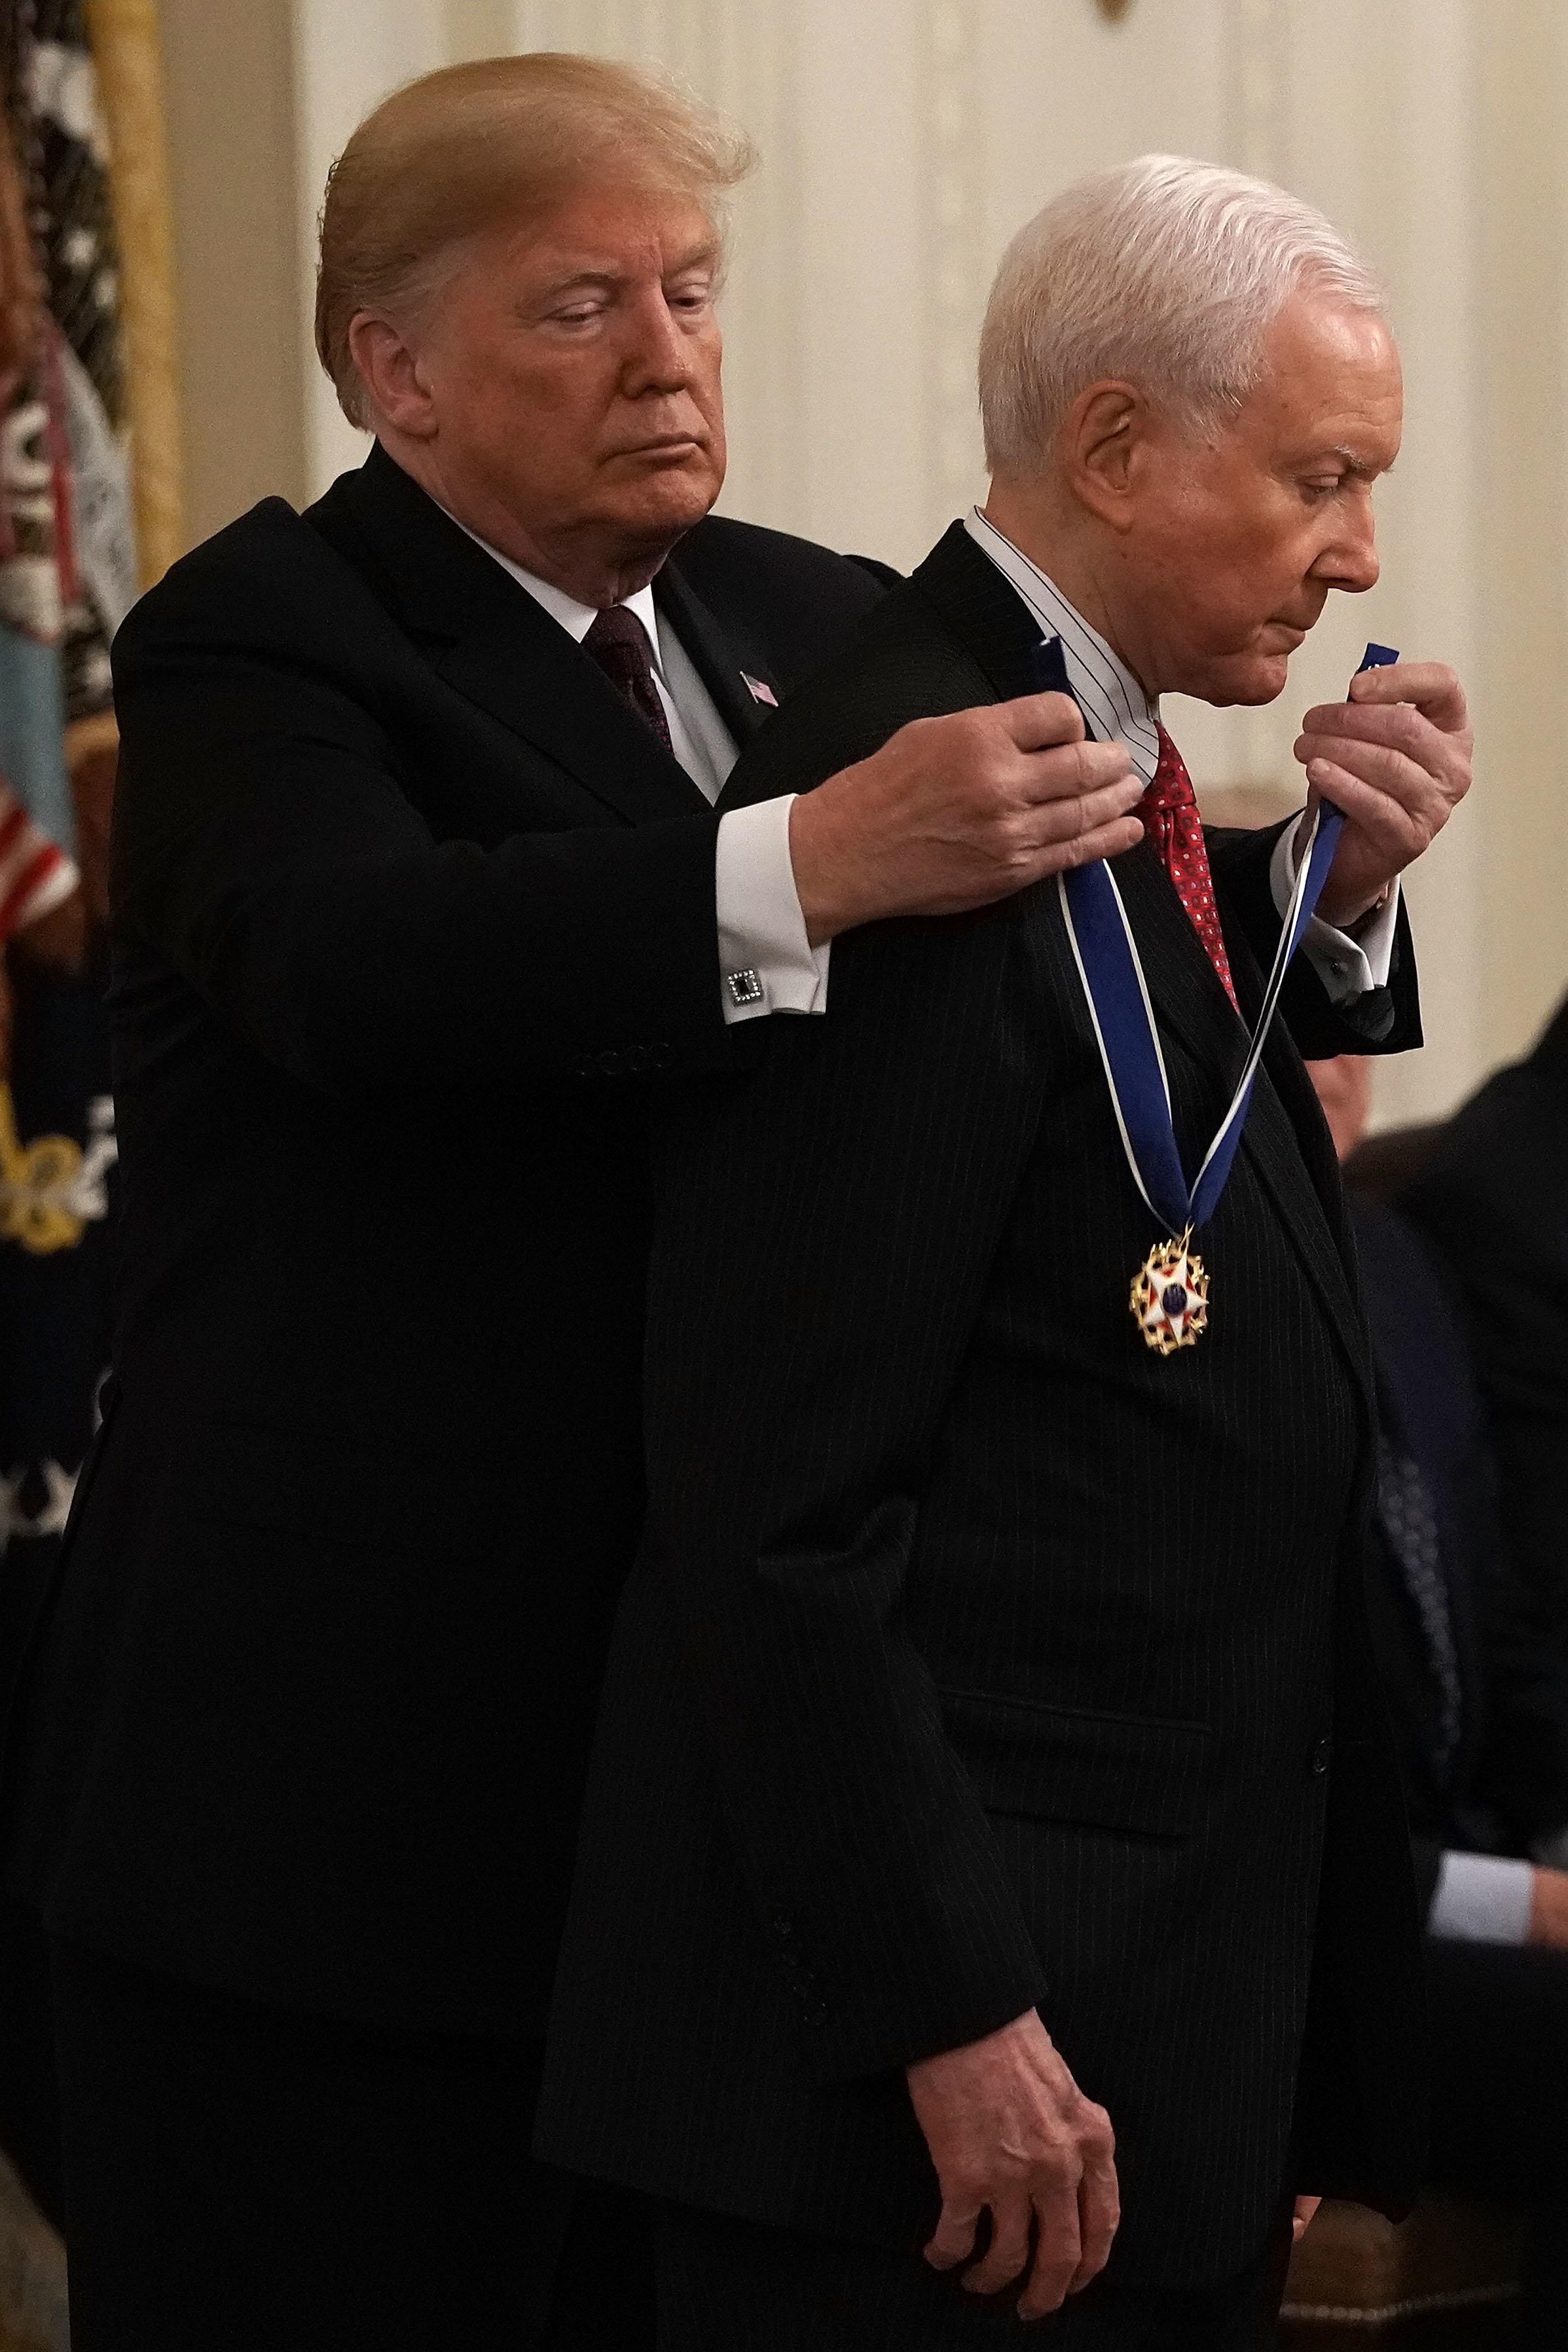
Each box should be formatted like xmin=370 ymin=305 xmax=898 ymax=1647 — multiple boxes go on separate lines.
xmin=1049 ymin=640 xmax=1399 ymax=1240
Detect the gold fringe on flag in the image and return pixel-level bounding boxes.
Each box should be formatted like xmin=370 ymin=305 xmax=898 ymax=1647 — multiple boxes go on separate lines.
xmin=83 ymin=0 xmax=183 ymax=585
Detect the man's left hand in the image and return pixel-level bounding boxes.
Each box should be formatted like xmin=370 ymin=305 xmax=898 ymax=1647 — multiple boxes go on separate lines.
xmin=1527 ymin=1865 xmax=1568 ymax=1949
xmin=1294 ymin=661 xmax=1472 ymax=927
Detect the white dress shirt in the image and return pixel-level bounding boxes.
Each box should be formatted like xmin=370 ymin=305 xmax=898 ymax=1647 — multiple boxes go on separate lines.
xmin=963 ymin=509 xmax=1400 ymax=1004
xmin=1430 ymin=1849 xmax=1535 ymax=1944
xmin=1429 ymin=1827 xmax=1568 ymax=1947
xmin=456 ymin=525 xmax=828 ymax=1025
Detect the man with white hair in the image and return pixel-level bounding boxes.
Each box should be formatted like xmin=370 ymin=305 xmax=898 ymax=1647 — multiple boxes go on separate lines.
xmin=0 ymin=54 xmax=1150 ymax=2352
xmin=539 ymin=158 xmax=1471 ymax=2343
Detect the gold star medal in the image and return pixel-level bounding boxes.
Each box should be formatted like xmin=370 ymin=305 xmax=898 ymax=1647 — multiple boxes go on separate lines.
xmin=1130 ymin=1230 xmax=1209 ymax=1355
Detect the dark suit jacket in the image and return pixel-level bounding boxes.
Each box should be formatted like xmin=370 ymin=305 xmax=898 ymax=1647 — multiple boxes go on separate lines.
xmin=1 ymin=441 xmax=890 ymax=2036
xmin=1352 ymin=1198 xmax=1568 ymax=1916
xmin=1400 ymin=997 xmax=1568 ymax=1654
xmin=538 ymin=524 xmax=1428 ymax=2288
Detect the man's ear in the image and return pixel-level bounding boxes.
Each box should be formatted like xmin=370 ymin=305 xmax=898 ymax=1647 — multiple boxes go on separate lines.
xmin=347 ymin=312 xmax=439 ymax=441
xmin=1062 ymin=382 xmax=1146 ymax=533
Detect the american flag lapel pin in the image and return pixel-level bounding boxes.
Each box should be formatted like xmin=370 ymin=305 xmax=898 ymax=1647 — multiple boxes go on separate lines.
xmin=741 ymin=672 xmax=778 ymax=707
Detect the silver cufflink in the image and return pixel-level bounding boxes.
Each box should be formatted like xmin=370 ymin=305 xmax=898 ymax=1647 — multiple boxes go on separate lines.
xmin=726 ymin=967 xmax=765 ymax=1008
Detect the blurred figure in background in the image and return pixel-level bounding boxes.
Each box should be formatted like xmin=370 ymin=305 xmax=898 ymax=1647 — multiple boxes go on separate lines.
xmin=1311 ymin=1052 xmax=1568 ymax=2343
xmin=1398 ymin=999 xmax=1568 ymax=1661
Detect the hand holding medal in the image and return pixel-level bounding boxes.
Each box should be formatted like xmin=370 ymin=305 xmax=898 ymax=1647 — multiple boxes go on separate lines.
xmin=1055 ymin=642 xmax=1398 ymax=1355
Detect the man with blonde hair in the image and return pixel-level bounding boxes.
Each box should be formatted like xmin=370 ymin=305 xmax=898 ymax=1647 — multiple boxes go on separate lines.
xmin=540 ymin=156 xmax=1471 ymax=2343
xmin=0 ymin=54 xmax=1148 ymax=2352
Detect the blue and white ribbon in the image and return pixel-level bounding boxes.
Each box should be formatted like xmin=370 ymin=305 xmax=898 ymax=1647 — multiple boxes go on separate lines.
xmin=1051 ymin=641 xmax=1398 ymax=1238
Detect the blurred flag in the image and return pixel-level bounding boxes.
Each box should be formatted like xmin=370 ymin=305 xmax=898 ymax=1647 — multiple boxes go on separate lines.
xmin=0 ymin=0 xmax=139 ymax=923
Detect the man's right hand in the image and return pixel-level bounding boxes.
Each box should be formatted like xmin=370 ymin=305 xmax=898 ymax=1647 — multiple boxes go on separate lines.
xmin=789 ymin=693 xmax=1142 ymax=947
xmin=906 ymin=2008 xmax=1119 ymax=2322
xmin=1528 ymin=1865 xmax=1568 ymax=1947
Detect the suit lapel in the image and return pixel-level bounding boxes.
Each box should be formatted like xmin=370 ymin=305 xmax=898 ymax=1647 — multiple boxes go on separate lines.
xmin=912 ymin=521 xmax=1373 ymax=1413
xmin=315 ymin=444 xmax=710 ymax=825
xmin=655 ymin=557 xmax=773 ymax=748
xmin=429 ymin=623 xmax=711 ymax=824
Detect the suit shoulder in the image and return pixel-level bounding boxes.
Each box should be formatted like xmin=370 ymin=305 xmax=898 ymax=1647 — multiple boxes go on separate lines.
xmin=113 ymin=495 xmax=394 ymax=682
xmin=772 ymin=569 xmax=983 ymax=714
xmin=1406 ymin=1060 xmax=1565 ymax=1234
xmin=122 ymin=496 xmax=310 ymax=619
xmin=679 ymin=513 xmax=896 ymax=619
xmin=723 ymin=576 xmax=989 ymax=804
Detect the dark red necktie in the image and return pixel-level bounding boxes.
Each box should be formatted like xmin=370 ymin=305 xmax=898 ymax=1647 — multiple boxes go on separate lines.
xmin=1139 ymin=724 xmax=1238 ymax=1012
xmin=582 ymin=606 xmax=674 ymax=757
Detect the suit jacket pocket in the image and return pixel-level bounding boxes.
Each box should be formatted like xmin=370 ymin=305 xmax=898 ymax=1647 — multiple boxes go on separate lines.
xmin=939 ymin=1687 xmax=1212 ymax=1843
xmin=188 ymin=1416 xmax=499 ymax=1558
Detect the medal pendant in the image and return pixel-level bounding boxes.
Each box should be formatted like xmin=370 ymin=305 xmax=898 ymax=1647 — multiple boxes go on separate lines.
xmin=1131 ymin=1233 xmax=1209 ymax=1355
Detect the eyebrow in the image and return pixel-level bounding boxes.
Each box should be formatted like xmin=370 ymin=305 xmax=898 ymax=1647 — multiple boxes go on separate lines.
xmin=1316 ymin=443 xmax=1394 ymax=479
xmin=534 ymin=242 xmax=721 ymax=297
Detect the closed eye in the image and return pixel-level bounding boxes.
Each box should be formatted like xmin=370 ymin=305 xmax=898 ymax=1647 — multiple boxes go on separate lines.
xmin=666 ymin=276 xmax=716 ymax=318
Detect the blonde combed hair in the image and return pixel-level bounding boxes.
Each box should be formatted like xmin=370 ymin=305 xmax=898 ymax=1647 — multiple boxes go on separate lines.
xmin=316 ymin=52 xmax=756 ymax=429
xmin=979 ymin=155 xmax=1384 ymax=473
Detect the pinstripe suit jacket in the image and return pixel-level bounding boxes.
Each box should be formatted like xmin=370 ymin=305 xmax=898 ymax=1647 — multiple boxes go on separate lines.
xmin=537 ymin=524 xmax=1428 ymax=2288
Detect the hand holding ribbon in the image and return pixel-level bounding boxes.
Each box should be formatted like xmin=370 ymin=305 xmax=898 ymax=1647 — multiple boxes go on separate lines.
xmin=1295 ymin=656 xmax=1472 ymax=928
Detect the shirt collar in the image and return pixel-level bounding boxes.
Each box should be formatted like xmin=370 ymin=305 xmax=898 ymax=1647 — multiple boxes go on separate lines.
xmin=445 ymin=509 xmax=666 ymax=672
xmin=963 ymin=507 xmax=1163 ymax=788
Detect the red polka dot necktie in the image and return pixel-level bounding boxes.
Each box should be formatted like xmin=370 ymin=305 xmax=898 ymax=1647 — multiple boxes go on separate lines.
xmin=1140 ymin=723 xmax=1238 ymax=1012
xmin=583 ymin=606 xmax=674 ymax=757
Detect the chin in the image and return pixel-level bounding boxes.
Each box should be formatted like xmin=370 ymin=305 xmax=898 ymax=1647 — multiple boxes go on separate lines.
xmin=1200 ymin=653 xmax=1293 ymax=708
xmin=611 ymin=478 xmax=720 ymax=558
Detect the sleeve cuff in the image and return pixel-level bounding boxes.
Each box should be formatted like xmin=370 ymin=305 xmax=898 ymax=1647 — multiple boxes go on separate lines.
xmin=1427 ymin=1849 xmax=1535 ymax=1945
xmin=1269 ymin=815 xmax=1399 ymax=1006
xmin=715 ymin=794 xmax=831 ymax=1025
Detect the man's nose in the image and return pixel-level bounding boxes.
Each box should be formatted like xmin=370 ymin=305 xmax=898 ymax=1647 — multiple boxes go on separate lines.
xmin=1319 ymin=494 xmax=1380 ymax=594
xmin=622 ymin=294 xmax=696 ymax=395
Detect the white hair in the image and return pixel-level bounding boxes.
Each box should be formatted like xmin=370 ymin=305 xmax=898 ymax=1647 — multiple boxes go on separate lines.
xmin=977 ymin=154 xmax=1385 ymax=473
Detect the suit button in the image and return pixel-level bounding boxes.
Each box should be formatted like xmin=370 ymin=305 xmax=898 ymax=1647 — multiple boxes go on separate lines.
xmin=649 ymin=1042 xmax=674 ymax=1070
xmin=597 ymin=1049 xmax=623 ymax=1076
xmin=624 ymin=1044 xmax=649 ymax=1073
xmin=571 ymin=1052 xmax=593 ymax=1078
xmin=1311 ymin=1738 xmax=1332 ymax=1778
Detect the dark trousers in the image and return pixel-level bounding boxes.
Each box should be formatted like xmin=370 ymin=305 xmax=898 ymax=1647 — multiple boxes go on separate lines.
xmin=653 ymin=2201 xmax=1293 ymax=2351
xmin=48 ymin=1936 xmax=653 ymax=2352
xmin=1425 ymin=1935 xmax=1568 ymax=2347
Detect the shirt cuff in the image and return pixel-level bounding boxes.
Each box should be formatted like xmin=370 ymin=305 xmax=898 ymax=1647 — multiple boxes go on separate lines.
xmin=715 ymin=795 xmax=831 ymax=1024
xmin=1427 ymin=1849 xmax=1535 ymax=1945
xmin=1269 ymin=815 xmax=1400 ymax=1006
